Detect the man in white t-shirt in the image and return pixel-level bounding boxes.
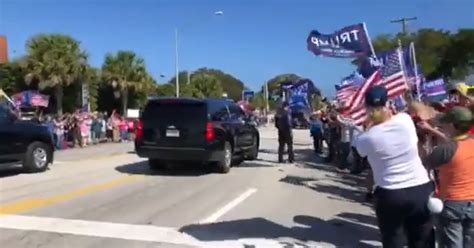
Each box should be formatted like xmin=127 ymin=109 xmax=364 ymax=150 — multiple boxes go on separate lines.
xmin=355 ymin=86 xmax=434 ymax=248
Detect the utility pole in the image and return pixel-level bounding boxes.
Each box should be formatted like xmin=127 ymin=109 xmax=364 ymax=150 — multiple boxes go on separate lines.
xmin=187 ymin=71 xmax=191 ymax=85
xmin=264 ymin=81 xmax=270 ymax=125
xmin=390 ymin=17 xmax=417 ymax=34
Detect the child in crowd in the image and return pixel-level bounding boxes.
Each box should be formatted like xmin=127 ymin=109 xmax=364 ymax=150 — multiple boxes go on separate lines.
xmin=53 ymin=115 xmax=65 ymax=150
xmin=118 ymin=117 xmax=128 ymax=142
xmin=91 ymin=114 xmax=103 ymax=144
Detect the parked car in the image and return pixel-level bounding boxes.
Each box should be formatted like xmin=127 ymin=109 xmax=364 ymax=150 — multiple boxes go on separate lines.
xmin=135 ymin=97 xmax=260 ymax=173
xmin=0 ymin=105 xmax=54 ymax=172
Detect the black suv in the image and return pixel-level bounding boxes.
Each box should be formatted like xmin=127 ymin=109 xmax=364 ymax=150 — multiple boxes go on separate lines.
xmin=135 ymin=98 xmax=260 ymax=173
xmin=0 ymin=105 xmax=54 ymax=172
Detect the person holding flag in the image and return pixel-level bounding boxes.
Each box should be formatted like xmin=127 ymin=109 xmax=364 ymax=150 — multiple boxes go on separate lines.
xmin=354 ymin=85 xmax=435 ymax=247
xmin=418 ymin=107 xmax=474 ymax=248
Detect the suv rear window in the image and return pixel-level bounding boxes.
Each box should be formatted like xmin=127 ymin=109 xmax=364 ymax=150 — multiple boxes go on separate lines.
xmin=142 ymin=100 xmax=207 ymax=122
xmin=207 ymin=100 xmax=229 ymax=121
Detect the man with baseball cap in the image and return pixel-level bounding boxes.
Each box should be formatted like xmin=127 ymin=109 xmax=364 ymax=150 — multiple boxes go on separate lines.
xmin=419 ymin=106 xmax=474 ymax=248
xmin=355 ymin=85 xmax=434 ymax=247
xmin=447 ymin=82 xmax=472 ymax=108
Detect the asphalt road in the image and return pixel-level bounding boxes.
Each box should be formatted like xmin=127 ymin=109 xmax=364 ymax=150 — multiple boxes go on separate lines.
xmin=0 ymin=127 xmax=381 ymax=248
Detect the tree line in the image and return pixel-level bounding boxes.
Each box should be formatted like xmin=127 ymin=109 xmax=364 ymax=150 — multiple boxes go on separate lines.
xmin=3 ymin=28 xmax=470 ymax=115
xmin=252 ymin=28 xmax=474 ymax=111
xmin=364 ymin=28 xmax=474 ymax=81
xmin=0 ymin=34 xmax=247 ymax=115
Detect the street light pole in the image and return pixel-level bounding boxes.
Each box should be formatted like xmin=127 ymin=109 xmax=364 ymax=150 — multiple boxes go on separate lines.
xmin=174 ymin=11 xmax=223 ymax=98
xmin=174 ymin=27 xmax=179 ymax=97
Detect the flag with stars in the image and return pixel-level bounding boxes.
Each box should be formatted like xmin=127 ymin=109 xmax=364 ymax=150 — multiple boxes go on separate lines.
xmin=380 ymin=47 xmax=409 ymax=98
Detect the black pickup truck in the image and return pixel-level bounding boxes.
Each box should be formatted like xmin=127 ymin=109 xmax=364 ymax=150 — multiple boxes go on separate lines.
xmin=0 ymin=105 xmax=54 ymax=172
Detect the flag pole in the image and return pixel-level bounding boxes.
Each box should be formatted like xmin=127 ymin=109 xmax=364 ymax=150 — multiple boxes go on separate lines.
xmin=410 ymin=42 xmax=421 ymax=101
xmin=397 ymin=40 xmax=413 ymax=103
xmin=0 ymin=89 xmax=15 ymax=106
xmin=362 ymin=22 xmax=377 ymax=58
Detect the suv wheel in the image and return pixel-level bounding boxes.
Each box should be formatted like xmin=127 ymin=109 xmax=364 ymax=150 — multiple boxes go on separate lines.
xmin=23 ymin=141 xmax=51 ymax=173
xmin=149 ymin=159 xmax=166 ymax=170
xmin=245 ymin=136 xmax=259 ymax=161
xmin=216 ymin=142 xmax=232 ymax=174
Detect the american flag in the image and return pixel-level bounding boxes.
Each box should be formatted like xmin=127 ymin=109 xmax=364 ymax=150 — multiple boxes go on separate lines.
xmin=335 ymin=72 xmax=365 ymax=108
xmin=342 ymin=70 xmax=382 ymax=125
xmin=343 ymin=48 xmax=408 ymax=125
xmin=381 ymin=48 xmax=409 ymax=98
xmin=335 ymin=84 xmax=356 ymax=108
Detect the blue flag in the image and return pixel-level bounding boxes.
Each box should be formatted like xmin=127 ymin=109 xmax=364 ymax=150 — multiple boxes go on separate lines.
xmin=307 ymin=23 xmax=372 ymax=58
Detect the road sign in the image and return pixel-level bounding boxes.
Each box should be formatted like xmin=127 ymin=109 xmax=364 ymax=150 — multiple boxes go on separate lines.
xmin=242 ymin=90 xmax=254 ymax=99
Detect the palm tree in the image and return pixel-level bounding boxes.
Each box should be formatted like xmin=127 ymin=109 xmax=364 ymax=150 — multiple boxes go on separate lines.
xmin=101 ymin=51 xmax=150 ymax=115
xmin=80 ymin=66 xmax=100 ymax=111
xmin=22 ymin=34 xmax=88 ymax=115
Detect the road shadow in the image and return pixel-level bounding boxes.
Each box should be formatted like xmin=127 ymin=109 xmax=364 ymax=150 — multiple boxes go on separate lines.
xmin=180 ymin=215 xmax=380 ymax=247
xmin=0 ymin=165 xmax=24 ymax=178
xmin=279 ymin=174 xmax=371 ymax=206
xmin=115 ymin=161 xmax=209 ymax=177
xmin=0 ymin=163 xmax=54 ymax=178
xmin=338 ymin=212 xmax=378 ymax=227
xmin=247 ymin=147 xmax=336 ymax=170
xmin=259 ymin=148 xmax=278 ymax=154
xmin=237 ymin=160 xmax=278 ymax=168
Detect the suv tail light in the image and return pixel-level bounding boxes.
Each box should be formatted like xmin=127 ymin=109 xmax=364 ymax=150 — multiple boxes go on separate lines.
xmin=205 ymin=122 xmax=214 ymax=141
xmin=135 ymin=120 xmax=143 ymax=140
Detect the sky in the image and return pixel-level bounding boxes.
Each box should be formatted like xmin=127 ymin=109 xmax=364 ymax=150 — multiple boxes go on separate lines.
xmin=1 ymin=0 xmax=473 ymax=96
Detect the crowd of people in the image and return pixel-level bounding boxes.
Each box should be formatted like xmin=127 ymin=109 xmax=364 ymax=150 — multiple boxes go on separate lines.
xmin=303 ymin=82 xmax=474 ymax=248
xmin=36 ymin=109 xmax=137 ymax=150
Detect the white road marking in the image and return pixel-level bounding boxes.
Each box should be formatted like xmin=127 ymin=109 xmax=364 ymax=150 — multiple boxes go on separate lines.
xmin=0 ymin=214 xmax=297 ymax=247
xmin=199 ymin=188 xmax=257 ymax=224
xmin=0 ymin=214 xmax=199 ymax=245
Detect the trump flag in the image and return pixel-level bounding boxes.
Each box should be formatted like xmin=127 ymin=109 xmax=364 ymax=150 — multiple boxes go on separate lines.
xmin=306 ymin=23 xmax=372 ymax=58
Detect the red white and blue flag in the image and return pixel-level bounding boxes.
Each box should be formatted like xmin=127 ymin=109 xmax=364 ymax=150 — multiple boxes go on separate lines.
xmin=335 ymin=72 xmax=365 ymax=108
xmin=343 ymin=48 xmax=409 ymax=125
xmin=342 ymin=70 xmax=382 ymax=125
xmin=335 ymin=84 xmax=356 ymax=107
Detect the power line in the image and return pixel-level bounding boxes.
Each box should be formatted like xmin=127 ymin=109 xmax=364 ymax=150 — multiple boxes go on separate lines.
xmin=390 ymin=17 xmax=417 ymax=34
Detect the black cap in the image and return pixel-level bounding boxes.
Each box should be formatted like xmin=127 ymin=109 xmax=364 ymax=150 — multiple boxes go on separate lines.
xmin=365 ymin=85 xmax=388 ymax=107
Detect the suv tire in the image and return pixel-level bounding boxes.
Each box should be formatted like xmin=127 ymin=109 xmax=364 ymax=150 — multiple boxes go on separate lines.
xmin=245 ymin=136 xmax=259 ymax=161
xmin=149 ymin=159 xmax=166 ymax=170
xmin=216 ymin=142 xmax=232 ymax=174
xmin=23 ymin=141 xmax=51 ymax=173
